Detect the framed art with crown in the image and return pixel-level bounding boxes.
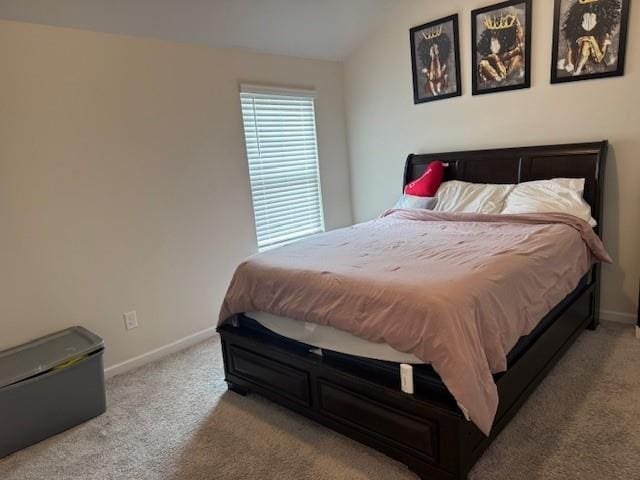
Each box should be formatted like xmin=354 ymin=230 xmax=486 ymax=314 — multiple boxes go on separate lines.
xmin=410 ymin=14 xmax=462 ymax=104
xmin=551 ymin=0 xmax=630 ymax=84
xmin=471 ymin=0 xmax=532 ymax=95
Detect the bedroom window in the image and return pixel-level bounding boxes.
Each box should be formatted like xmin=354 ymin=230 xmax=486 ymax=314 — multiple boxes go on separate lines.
xmin=240 ymin=86 xmax=325 ymax=251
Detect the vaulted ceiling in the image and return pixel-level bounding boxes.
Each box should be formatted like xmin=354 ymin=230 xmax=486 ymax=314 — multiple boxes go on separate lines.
xmin=0 ymin=0 xmax=399 ymax=60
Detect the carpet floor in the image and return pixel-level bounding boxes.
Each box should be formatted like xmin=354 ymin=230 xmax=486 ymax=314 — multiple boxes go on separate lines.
xmin=0 ymin=321 xmax=638 ymax=479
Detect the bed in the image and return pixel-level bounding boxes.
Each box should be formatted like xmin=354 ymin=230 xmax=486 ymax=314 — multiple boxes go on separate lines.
xmin=217 ymin=141 xmax=608 ymax=480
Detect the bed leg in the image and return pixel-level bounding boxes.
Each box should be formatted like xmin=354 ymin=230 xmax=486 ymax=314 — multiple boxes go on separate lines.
xmin=409 ymin=467 xmax=429 ymax=480
xmin=409 ymin=466 xmax=468 ymax=480
xmin=588 ymin=266 xmax=601 ymax=331
xmin=587 ymin=304 xmax=600 ymax=330
xmin=226 ymin=381 xmax=250 ymax=396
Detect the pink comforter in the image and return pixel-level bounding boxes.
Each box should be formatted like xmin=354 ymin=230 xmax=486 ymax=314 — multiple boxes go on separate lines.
xmin=219 ymin=210 xmax=611 ymax=434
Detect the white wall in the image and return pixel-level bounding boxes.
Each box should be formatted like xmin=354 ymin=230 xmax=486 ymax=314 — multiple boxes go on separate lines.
xmin=344 ymin=0 xmax=639 ymax=319
xmin=0 ymin=20 xmax=353 ymax=368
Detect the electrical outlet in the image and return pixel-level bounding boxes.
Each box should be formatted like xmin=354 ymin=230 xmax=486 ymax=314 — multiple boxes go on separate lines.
xmin=124 ymin=311 xmax=139 ymax=330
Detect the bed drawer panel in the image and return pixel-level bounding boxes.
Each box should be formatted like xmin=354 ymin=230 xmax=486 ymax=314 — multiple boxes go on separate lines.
xmin=228 ymin=345 xmax=311 ymax=406
xmin=318 ymin=380 xmax=437 ymax=462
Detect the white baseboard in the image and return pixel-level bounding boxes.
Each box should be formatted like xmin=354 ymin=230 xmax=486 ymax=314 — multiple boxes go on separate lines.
xmin=104 ymin=326 xmax=218 ymax=379
xmin=600 ymin=309 xmax=637 ymax=325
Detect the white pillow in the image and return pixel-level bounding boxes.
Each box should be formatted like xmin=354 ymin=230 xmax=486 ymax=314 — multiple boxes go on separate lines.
xmin=549 ymin=178 xmax=585 ymax=193
xmin=434 ymin=180 xmax=514 ymax=214
xmin=393 ymin=194 xmax=437 ymax=210
xmin=501 ymin=178 xmax=596 ymax=226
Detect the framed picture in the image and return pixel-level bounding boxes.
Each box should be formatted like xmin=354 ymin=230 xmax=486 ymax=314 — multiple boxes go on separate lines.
xmin=410 ymin=14 xmax=462 ymax=104
xmin=471 ymin=0 xmax=532 ymax=95
xmin=551 ymin=0 xmax=630 ymax=84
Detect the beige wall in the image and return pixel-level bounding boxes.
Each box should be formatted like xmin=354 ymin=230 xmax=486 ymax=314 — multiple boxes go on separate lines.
xmin=0 ymin=20 xmax=352 ymax=367
xmin=344 ymin=0 xmax=639 ymax=318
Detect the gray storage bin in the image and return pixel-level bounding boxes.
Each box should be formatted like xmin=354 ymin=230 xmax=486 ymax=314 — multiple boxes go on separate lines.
xmin=0 ymin=326 xmax=106 ymax=458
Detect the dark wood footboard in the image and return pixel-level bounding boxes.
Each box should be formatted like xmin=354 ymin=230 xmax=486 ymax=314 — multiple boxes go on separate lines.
xmin=219 ymin=276 xmax=597 ymax=480
xmin=221 ymin=322 xmax=464 ymax=480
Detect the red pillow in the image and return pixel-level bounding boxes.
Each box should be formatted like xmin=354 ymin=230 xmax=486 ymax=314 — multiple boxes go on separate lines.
xmin=404 ymin=161 xmax=445 ymax=197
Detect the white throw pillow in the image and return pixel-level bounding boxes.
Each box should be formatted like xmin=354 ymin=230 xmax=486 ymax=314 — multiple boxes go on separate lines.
xmin=501 ymin=178 xmax=596 ymax=226
xmin=434 ymin=180 xmax=514 ymax=214
xmin=393 ymin=194 xmax=437 ymax=210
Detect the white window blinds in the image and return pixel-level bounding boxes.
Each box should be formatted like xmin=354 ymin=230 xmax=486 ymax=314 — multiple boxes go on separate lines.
xmin=240 ymin=87 xmax=325 ymax=251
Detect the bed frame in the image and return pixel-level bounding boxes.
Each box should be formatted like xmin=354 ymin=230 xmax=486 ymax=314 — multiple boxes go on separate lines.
xmin=218 ymin=141 xmax=608 ymax=480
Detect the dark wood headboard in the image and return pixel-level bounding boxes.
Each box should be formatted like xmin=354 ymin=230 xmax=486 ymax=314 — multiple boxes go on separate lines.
xmin=404 ymin=141 xmax=608 ymax=235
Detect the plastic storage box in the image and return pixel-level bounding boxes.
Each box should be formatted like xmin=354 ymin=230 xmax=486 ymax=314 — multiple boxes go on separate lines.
xmin=0 ymin=327 xmax=106 ymax=458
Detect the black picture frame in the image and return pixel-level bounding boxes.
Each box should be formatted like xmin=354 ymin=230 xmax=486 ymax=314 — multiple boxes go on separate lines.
xmin=471 ymin=0 xmax=532 ymax=96
xmin=410 ymin=14 xmax=462 ymax=104
xmin=551 ymin=0 xmax=630 ymax=84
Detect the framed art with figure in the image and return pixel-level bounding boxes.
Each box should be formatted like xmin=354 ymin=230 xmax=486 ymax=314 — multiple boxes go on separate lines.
xmin=471 ymin=0 xmax=532 ymax=95
xmin=551 ymin=0 xmax=630 ymax=84
xmin=410 ymin=14 xmax=462 ymax=104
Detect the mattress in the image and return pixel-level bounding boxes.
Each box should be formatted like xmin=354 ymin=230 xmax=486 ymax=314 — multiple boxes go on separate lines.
xmin=246 ymin=311 xmax=424 ymax=364
xmin=247 ymin=271 xmax=589 ymax=376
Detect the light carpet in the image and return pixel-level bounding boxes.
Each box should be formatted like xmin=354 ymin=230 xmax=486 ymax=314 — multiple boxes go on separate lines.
xmin=0 ymin=321 xmax=638 ymax=480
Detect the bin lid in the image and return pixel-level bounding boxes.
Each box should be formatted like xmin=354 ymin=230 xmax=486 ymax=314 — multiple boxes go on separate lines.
xmin=0 ymin=326 xmax=104 ymax=388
